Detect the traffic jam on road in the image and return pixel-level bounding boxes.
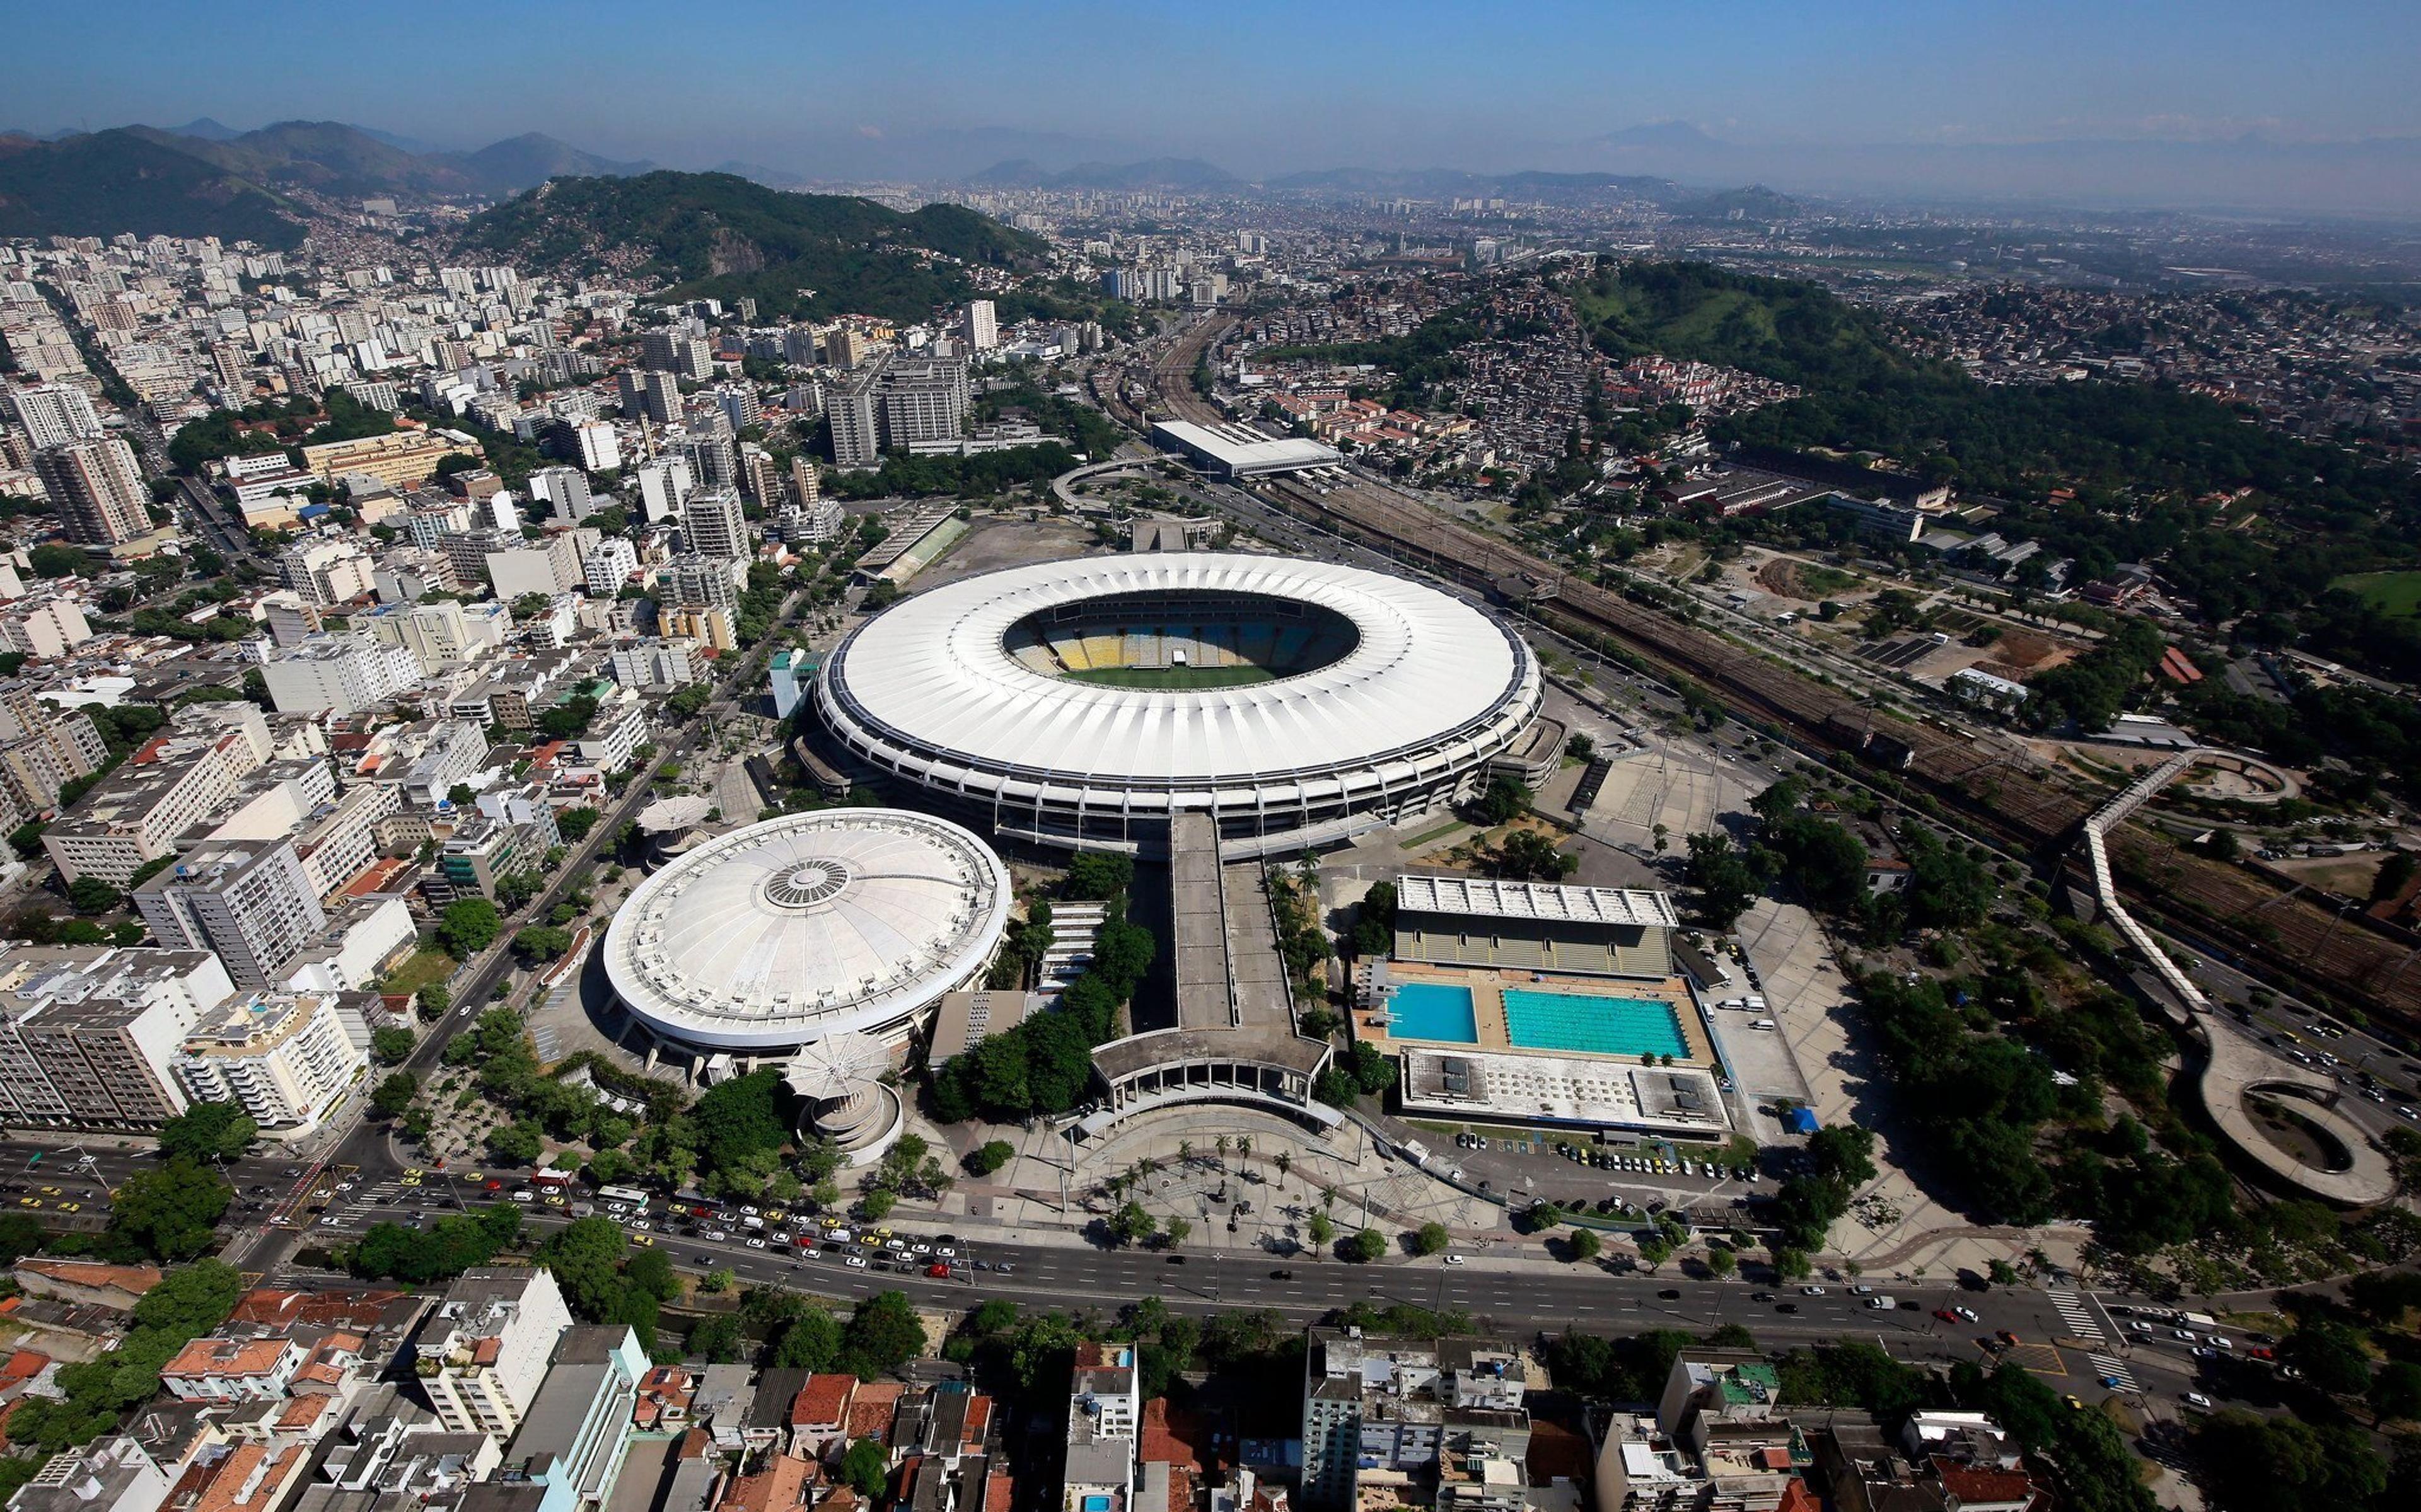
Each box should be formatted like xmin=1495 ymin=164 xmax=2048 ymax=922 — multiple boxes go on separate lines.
xmin=313 ymin=1170 xmax=1002 ymax=1280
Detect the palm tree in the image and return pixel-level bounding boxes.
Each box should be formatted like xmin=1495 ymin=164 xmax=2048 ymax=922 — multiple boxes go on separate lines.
xmin=1236 ymin=1134 xmax=1253 ymax=1170
xmin=1275 ymin=1151 xmax=1292 ymax=1184
xmin=1178 ymin=1140 xmax=1194 ymax=1167
xmin=1214 ymin=1135 xmax=1230 ymax=1163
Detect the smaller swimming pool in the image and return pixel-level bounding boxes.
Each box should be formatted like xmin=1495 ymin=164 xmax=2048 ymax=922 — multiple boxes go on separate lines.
xmin=1502 ymin=988 xmax=1688 ymax=1059
xmin=1386 ymin=981 xmax=1478 ymax=1042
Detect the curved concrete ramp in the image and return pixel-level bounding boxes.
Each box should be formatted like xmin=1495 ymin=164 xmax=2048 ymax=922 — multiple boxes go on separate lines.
xmin=2198 ymin=1024 xmax=2398 ymax=1206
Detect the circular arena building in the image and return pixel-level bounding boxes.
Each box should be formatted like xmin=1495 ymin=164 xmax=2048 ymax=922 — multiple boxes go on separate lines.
xmin=602 ymin=808 xmax=1013 ymax=1067
xmin=813 ymin=553 xmax=1546 ymax=855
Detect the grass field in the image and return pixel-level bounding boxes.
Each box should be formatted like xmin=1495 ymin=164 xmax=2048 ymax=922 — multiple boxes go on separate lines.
xmin=1062 ymin=664 xmax=1279 ymax=690
xmin=2335 ymin=570 xmax=2421 ymax=618
xmin=381 ymin=948 xmax=456 ymax=998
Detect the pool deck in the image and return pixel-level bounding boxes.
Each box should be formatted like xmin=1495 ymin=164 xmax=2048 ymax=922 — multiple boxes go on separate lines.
xmin=1361 ymin=962 xmax=1715 ymax=1070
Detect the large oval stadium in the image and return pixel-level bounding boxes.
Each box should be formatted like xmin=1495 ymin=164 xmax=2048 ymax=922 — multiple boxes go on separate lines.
xmin=812 ymin=553 xmax=1546 ymax=854
xmin=602 ymin=808 xmax=1013 ymax=1059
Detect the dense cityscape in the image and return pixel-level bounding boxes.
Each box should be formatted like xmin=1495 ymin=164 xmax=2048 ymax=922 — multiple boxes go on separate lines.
xmin=0 ymin=10 xmax=2418 ymax=1512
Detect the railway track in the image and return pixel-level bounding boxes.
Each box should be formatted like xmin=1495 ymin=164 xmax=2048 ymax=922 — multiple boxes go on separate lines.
xmin=1130 ymin=312 xmax=2421 ymax=1025
xmin=1252 ymin=472 xmax=2421 ymax=1026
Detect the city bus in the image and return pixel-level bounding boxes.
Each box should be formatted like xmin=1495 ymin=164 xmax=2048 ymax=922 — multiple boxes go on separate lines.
xmin=596 ymin=1185 xmax=652 ymax=1209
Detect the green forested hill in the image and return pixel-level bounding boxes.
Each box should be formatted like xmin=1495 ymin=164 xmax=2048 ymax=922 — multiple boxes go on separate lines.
xmin=455 ymin=171 xmax=1045 ymax=321
xmin=0 ymin=129 xmax=305 ymax=247
xmin=1572 ymin=261 xmax=2421 ymax=640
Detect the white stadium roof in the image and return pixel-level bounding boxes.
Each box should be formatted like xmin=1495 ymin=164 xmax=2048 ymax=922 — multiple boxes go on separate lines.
xmin=1396 ymin=874 xmax=1681 ymax=930
xmin=818 ymin=554 xmax=1536 ymax=792
xmin=603 ymin=809 xmax=1011 ymax=1052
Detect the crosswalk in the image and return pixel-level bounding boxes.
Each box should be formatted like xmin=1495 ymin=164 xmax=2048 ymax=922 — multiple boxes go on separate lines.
xmin=2087 ymin=1353 xmax=2138 ymax=1392
xmin=2048 ymin=1288 xmax=2105 ymax=1341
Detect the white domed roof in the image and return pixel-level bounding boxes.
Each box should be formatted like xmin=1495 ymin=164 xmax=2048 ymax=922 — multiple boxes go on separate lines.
xmin=603 ymin=809 xmax=1012 ymax=1051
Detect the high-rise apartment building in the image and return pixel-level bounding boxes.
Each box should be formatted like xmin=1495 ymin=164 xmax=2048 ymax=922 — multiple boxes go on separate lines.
xmin=1299 ymin=1331 xmax=1536 ymax=1512
xmin=526 ymin=466 xmax=595 ymax=522
xmin=0 ymin=945 xmax=238 ymax=1130
xmin=35 ymin=436 xmax=151 ymax=546
xmin=737 ymin=442 xmax=780 ymax=507
xmin=962 ymin=299 xmax=999 ymax=352
xmin=134 ymin=838 xmax=330 ymax=991
xmin=171 ymin=991 xmax=371 ymax=1131
xmin=641 ymin=331 xmax=714 ymax=383
xmin=582 ymin=538 xmax=639 ymax=597
xmin=8 ymin=384 xmax=105 ymax=449
xmin=415 ymin=1267 xmax=576 ymax=1437
xmin=789 ymin=454 xmax=821 ymax=506
xmin=0 ymin=681 xmax=107 ymax=814
xmin=879 ymin=357 xmax=971 ymax=451
xmin=828 ymin=374 xmax=882 ymax=468
xmin=680 ymin=487 xmax=749 ymax=561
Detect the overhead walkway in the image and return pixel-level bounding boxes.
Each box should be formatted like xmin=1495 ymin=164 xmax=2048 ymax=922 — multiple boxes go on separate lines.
xmin=1082 ymin=813 xmax=1335 ymax=1138
xmin=2083 ymin=749 xmax=2398 ymax=1204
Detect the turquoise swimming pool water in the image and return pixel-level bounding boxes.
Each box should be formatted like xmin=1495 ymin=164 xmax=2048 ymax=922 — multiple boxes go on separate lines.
xmin=1388 ymin=982 xmax=1478 ymax=1042
xmin=1502 ymin=988 xmax=1688 ymax=1058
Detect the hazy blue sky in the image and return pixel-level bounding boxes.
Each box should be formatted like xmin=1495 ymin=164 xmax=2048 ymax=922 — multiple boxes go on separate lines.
xmin=8 ymin=0 xmax=2420 ymax=203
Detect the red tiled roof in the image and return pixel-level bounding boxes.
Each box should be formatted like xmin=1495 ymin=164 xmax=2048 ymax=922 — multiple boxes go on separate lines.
xmin=845 ymin=1382 xmax=902 ymax=1441
xmin=1934 ymin=1459 xmax=2037 ymax=1505
xmin=796 ymin=1374 xmax=855 ymax=1426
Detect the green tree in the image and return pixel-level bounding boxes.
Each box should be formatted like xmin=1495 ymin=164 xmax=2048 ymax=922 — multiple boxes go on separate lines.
xmin=838 ymin=1291 xmax=927 ymax=1377
xmin=2371 ymin=1360 xmax=2421 ymax=1422
xmin=1707 ymin=1246 xmax=1738 ymax=1278
xmin=1308 ymin=1211 xmax=1335 ymax=1248
xmin=1412 ymin=1221 xmax=1449 ymax=1256
xmin=965 ymin=1140 xmax=1015 ymax=1175
xmin=772 ymin=1308 xmax=842 ymax=1369
xmin=1345 ymin=1227 xmax=1386 ymax=1262
xmin=511 ymin=925 xmax=573 ymax=963
xmin=1110 ymin=1200 xmax=1156 ymax=1247
xmin=371 ymin=1025 xmax=415 ymax=1062
xmin=2279 ymin=1319 xmax=2374 ymax=1397
xmin=1476 ymin=775 xmax=1530 ymax=824
xmin=437 ymin=897 xmax=503 ymax=957
xmin=370 ymin=1071 xmax=419 ymax=1119
xmin=1567 ymin=1228 xmax=1603 ymax=1263
xmin=840 ymin=1437 xmax=890 ymax=1497
xmin=156 ymin=1102 xmax=258 ymax=1163
xmin=66 ymin=876 xmax=120 ymax=915
xmin=687 ymin=1313 xmax=745 ymax=1363
xmin=485 ymin=1119 xmax=545 ymax=1165
xmin=106 ymin=1158 xmax=231 ymax=1261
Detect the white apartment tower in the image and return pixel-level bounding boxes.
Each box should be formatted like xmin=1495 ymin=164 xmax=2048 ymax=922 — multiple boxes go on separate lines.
xmin=134 ymin=838 xmax=330 ymax=991
xmin=963 ymin=300 xmax=999 ymax=352
xmin=416 ymin=1267 xmax=576 ymax=1437
xmin=8 ymin=384 xmax=105 ymax=449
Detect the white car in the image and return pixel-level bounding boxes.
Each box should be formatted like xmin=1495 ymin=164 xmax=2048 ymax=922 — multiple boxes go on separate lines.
xmin=1954 ymin=1307 xmax=1978 ymax=1322
xmin=1849 ymin=1284 xmax=1875 ymax=1295
xmin=1443 ymin=1254 xmax=1465 ymax=1266
xmin=1802 ymin=1285 xmax=1826 ymax=1296
xmin=844 ymin=1255 xmax=868 ymax=1268
xmin=746 ymin=1238 xmax=767 ymax=1249
xmin=511 ymin=1191 xmax=534 ymax=1203
xmin=2209 ymin=1336 xmax=2232 ymax=1350
xmin=935 ymin=1246 xmax=956 ymax=1257
xmin=2184 ymin=1392 xmax=2214 ymax=1411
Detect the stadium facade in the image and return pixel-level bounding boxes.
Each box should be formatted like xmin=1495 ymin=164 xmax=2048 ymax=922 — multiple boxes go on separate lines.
xmin=811 ymin=553 xmax=1547 ymax=857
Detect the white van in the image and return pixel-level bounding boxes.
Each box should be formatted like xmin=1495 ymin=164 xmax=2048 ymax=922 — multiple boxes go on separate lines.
xmin=1750 ymin=1019 xmax=1777 ymax=1031
xmin=1744 ymin=995 xmax=1768 ymax=1011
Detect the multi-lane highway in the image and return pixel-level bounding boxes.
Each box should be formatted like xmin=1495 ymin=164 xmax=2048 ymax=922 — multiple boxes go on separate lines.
xmin=270 ymin=1158 xmax=2238 ymax=1417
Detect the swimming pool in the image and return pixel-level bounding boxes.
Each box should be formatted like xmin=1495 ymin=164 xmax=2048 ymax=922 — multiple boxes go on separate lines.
xmin=1502 ymin=988 xmax=1688 ymax=1059
xmin=1387 ymin=982 xmax=1478 ymax=1042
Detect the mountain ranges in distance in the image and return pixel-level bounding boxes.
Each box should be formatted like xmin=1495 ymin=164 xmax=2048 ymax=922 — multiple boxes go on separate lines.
xmin=0 ymin=119 xmax=653 ymax=248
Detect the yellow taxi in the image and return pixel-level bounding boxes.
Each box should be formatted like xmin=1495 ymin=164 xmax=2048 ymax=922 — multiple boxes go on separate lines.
xmin=632 ymin=1234 xmax=655 ymax=1247
xmin=56 ymin=1202 xmax=78 ymax=1213
xmin=543 ymin=1194 xmax=567 ymax=1206
xmin=37 ymin=1187 xmax=59 ymax=1197
xmin=399 ymin=1176 xmax=422 ymax=1187
xmin=16 ymin=1197 xmax=37 ymax=1208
